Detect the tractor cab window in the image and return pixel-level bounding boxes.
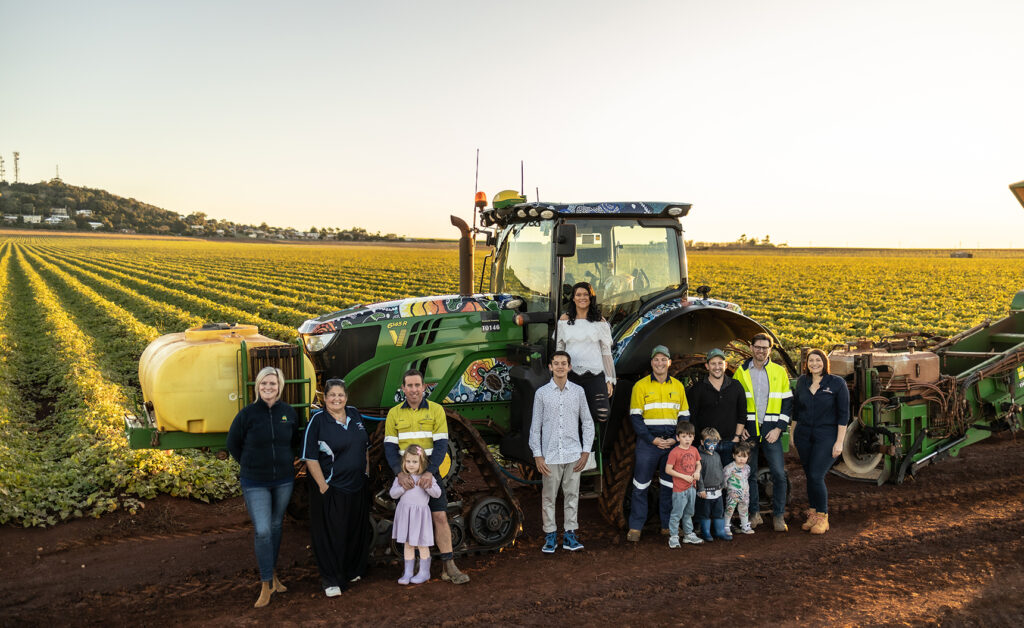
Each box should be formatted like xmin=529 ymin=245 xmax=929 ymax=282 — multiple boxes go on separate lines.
xmin=561 ymin=220 xmax=682 ymax=327
xmin=494 ymin=222 xmax=553 ymax=314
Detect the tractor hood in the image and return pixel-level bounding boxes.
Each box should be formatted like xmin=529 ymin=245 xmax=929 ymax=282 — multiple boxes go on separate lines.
xmin=298 ymin=293 xmax=521 ymax=336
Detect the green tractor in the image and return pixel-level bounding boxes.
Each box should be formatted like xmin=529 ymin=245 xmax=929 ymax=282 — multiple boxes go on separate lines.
xmin=297 ymin=190 xmax=794 ymax=556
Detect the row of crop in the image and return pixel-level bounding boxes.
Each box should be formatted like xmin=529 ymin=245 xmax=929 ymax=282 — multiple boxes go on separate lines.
xmin=42 ymin=242 xmax=466 ymax=308
xmin=33 ymin=244 xmax=341 ymax=318
xmin=0 ymin=242 xmax=46 ymax=525
xmin=32 ymin=247 xmax=312 ymax=333
xmin=26 ymin=247 xmax=297 ymax=341
xmin=0 ymin=245 xmax=237 ymax=526
xmin=38 ymin=240 xmax=465 ymax=302
xmin=32 ymin=247 xmax=206 ymax=333
xmin=688 ymin=255 xmax=1020 ymax=351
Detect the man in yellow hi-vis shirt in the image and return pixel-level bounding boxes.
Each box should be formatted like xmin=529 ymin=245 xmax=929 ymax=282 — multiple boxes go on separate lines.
xmin=385 ymin=369 xmax=469 ymax=584
xmin=626 ymin=345 xmax=690 ymax=542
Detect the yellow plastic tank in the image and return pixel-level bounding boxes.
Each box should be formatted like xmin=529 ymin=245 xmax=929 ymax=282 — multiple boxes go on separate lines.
xmin=139 ymin=324 xmax=314 ymax=434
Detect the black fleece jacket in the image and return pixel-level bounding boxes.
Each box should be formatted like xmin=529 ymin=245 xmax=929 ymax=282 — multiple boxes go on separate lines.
xmin=226 ymin=399 xmax=299 ymax=483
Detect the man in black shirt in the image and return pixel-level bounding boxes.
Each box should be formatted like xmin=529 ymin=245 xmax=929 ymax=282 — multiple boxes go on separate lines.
xmin=685 ymin=348 xmax=747 ymax=479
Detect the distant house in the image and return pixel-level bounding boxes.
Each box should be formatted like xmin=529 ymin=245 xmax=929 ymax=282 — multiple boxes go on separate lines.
xmin=76 ymin=209 xmax=94 ymax=217
xmin=23 ymin=215 xmax=41 ymax=224
xmin=44 ymin=216 xmax=69 ymax=224
xmin=3 ymin=214 xmax=18 ymax=223
xmin=215 ymin=229 xmax=226 ymax=236
xmin=50 ymin=207 xmax=70 ymax=217
xmin=303 ymin=232 xmax=319 ymax=239
xmin=87 ymin=222 xmax=105 ymax=230
xmin=190 ymin=225 xmax=206 ymax=233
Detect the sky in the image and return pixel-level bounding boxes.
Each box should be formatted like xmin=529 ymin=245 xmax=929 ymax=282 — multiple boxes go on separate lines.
xmin=2 ymin=0 xmax=1023 ymax=247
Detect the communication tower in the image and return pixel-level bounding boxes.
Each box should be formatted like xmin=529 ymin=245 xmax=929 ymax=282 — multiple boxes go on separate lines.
xmin=0 ymin=155 xmax=5 ymax=181
xmin=13 ymin=152 xmax=20 ymax=183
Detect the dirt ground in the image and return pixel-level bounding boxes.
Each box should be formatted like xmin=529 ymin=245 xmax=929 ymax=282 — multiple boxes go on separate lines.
xmin=3 ymin=435 xmax=1024 ymax=628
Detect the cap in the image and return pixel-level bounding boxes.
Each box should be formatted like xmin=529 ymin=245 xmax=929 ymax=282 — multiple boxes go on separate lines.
xmin=651 ymin=345 xmax=671 ymax=359
xmin=705 ymin=348 xmax=726 ymax=362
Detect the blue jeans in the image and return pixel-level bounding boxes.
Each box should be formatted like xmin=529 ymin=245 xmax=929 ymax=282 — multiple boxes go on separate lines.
xmin=748 ymin=436 xmax=787 ymax=517
xmin=794 ymin=425 xmax=838 ymax=513
xmin=629 ymin=438 xmax=674 ymax=530
xmin=668 ymin=487 xmax=696 ymax=537
xmin=242 ymin=481 xmax=294 ymax=581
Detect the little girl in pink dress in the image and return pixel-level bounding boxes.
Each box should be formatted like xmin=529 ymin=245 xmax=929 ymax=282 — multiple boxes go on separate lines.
xmin=390 ymin=444 xmax=442 ymax=584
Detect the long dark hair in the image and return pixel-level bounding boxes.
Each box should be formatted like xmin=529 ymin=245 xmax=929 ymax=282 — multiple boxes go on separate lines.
xmin=566 ymin=281 xmax=602 ymax=324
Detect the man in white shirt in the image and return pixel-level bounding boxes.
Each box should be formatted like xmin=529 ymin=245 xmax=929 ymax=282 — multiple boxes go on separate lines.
xmin=529 ymin=350 xmax=596 ymax=554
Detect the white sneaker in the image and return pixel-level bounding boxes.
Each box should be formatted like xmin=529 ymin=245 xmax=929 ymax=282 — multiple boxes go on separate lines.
xmin=325 ymin=586 xmax=342 ymax=597
xmin=740 ymin=526 xmax=755 ymax=535
xmin=682 ymin=533 xmax=704 ymax=545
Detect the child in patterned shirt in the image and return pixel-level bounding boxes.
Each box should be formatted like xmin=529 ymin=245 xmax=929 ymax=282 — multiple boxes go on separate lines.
xmin=723 ymin=441 xmax=754 ymax=535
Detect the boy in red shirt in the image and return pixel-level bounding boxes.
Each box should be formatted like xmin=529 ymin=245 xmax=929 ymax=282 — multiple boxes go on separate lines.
xmin=665 ymin=421 xmax=703 ymax=547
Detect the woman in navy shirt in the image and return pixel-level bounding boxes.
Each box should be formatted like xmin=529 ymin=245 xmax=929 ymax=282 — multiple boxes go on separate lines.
xmin=790 ymin=349 xmax=849 ymax=535
xmin=301 ymin=378 xmax=372 ymax=597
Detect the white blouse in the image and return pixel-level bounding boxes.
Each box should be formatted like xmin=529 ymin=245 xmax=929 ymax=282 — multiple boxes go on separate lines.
xmin=555 ymin=319 xmax=616 ymax=382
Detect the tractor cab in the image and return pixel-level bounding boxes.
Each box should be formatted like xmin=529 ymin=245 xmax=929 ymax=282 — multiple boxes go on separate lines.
xmin=482 ymin=191 xmax=690 ymax=349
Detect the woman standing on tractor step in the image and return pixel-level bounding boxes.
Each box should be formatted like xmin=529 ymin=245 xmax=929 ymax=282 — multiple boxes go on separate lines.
xmin=790 ymin=349 xmax=849 ymax=535
xmin=226 ymin=366 xmax=300 ymax=608
xmin=301 ymin=379 xmax=373 ymax=597
xmin=555 ymin=281 xmax=615 ymax=423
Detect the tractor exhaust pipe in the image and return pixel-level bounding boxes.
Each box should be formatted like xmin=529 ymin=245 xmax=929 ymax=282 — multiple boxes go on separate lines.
xmin=450 ymin=215 xmax=474 ymax=296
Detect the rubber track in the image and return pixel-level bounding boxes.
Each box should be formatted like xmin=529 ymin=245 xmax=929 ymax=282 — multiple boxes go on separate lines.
xmin=597 ymin=419 xmax=636 ymax=529
xmin=364 ymin=409 xmax=523 ymax=563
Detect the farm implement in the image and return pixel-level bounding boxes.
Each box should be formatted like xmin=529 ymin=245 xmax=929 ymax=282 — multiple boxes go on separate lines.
xmin=124 ymin=180 xmax=1024 ymax=559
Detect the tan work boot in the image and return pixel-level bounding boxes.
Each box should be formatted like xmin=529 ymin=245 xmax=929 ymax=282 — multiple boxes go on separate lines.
xmin=271 ymin=573 xmax=287 ymax=593
xmin=750 ymin=512 xmax=763 ymax=529
xmin=810 ymin=512 xmax=829 ymax=535
xmin=772 ymin=514 xmax=788 ymax=532
xmin=441 ymin=559 xmax=470 ymax=584
xmin=626 ymin=529 xmax=641 ymax=542
xmin=801 ymin=509 xmax=819 ymax=531
xmin=254 ymin=581 xmax=273 ymax=608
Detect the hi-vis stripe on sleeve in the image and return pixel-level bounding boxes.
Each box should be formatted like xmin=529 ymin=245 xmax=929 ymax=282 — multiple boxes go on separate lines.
xmin=432 ymin=432 xmax=448 ymax=441
xmin=678 ymin=409 xmax=690 ymax=417
xmin=630 ymin=406 xmax=643 ymax=414
xmin=384 ymin=435 xmax=400 ymax=445
xmin=769 ymin=391 xmax=793 ymax=399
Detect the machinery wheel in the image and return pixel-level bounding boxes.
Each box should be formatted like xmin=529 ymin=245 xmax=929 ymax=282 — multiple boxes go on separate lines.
xmin=448 ymin=514 xmax=467 ymax=551
xmin=598 ymin=419 xmax=636 ymax=529
xmin=468 ymin=497 xmax=516 ymax=546
xmin=842 ymin=421 xmax=884 ymax=473
xmin=756 ymin=466 xmax=792 ymax=513
xmin=441 ymin=433 xmax=463 ymax=489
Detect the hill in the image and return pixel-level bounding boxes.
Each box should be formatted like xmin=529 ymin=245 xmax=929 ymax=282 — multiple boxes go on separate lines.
xmin=0 ymin=180 xmax=405 ymax=241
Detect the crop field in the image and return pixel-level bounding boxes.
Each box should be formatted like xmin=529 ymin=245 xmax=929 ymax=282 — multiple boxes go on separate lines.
xmin=1 ymin=235 xmax=1023 ymax=529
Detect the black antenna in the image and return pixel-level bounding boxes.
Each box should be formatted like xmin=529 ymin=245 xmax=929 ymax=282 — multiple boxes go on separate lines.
xmin=520 ymin=160 xmax=524 ymax=197
xmin=536 ymin=186 xmax=539 ymax=202
xmin=473 ymin=149 xmax=480 ymax=235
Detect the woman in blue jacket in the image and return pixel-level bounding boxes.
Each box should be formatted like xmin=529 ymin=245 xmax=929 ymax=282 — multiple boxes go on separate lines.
xmin=227 ymin=366 xmax=299 ymax=608
xmin=790 ymin=349 xmax=849 ymax=535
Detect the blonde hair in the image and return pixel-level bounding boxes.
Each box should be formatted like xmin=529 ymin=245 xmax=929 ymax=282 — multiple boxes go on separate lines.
xmin=402 ymin=445 xmax=428 ymax=475
xmin=254 ymin=366 xmax=286 ymax=404
xmin=701 ymin=427 xmax=721 ymax=441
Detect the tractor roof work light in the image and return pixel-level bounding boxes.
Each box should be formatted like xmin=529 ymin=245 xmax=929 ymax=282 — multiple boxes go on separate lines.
xmin=1010 ymin=180 xmax=1024 ymax=210
xmin=540 ymin=209 xmax=554 ymax=219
